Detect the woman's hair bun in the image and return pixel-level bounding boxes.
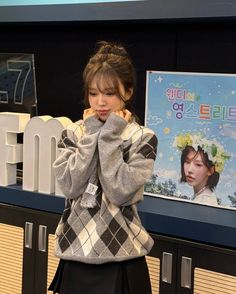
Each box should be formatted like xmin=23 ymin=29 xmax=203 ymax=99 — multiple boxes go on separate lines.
xmin=96 ymin=41 xmax=128 ymax=57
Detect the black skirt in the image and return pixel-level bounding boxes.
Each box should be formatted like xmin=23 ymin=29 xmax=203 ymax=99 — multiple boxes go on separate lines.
xmin=48 ymin=257 xmax=152 ymax=294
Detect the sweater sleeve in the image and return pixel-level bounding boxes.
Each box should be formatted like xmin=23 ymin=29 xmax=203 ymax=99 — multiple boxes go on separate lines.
xmin=53 ymin=116 xmax=103 ymax=199
xmin=98 ymin=113 xmax=157 ymax=207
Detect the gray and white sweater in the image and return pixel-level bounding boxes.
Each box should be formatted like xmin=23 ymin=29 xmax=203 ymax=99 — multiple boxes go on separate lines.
xmin=53 ymin=113 xmax=158 ymax=264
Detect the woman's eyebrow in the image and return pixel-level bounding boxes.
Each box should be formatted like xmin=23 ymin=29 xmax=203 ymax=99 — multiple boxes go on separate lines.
xmin=193 ymin=159 xmax=204 ymax=163
xmin=186 ymin=156 xmax=203 ymax=162
xmin=103 ymin=87 xmax=115 ymax=91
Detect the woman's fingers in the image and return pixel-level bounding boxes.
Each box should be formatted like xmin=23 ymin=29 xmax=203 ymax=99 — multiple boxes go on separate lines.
xmin=83 ymin=108 xmax=97 ymax=120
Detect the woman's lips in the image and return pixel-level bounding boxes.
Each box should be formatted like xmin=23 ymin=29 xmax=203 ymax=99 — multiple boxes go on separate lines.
xmin=186 ymin=175 xmax=195 ymax=182
xmin=97 ymin=110 xmax=109 ymax=116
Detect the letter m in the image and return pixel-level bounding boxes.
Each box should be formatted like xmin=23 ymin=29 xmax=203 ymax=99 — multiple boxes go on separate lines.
xmin=23 ymin=116 xmax=72 ymax=195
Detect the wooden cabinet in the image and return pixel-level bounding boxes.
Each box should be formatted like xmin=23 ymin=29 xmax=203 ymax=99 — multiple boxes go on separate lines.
xmin=1 ymin=203 xmax=236 ymax=294
xmin=0 ymin=203 xmax=60 ymax=294
xmin=177 ymin=242 xmax=236 ymax=294
xmin=147 ymin=234 xmax=236 ymax=294
xmin=146 ymin=237 xmax=178 ymax=294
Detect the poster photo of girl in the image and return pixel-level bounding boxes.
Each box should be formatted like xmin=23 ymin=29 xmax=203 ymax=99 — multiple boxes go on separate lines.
xmin=174 ymin=133 xmax=230 ymax=206
xmin=145 ymin=70 xmax=235 ymax=209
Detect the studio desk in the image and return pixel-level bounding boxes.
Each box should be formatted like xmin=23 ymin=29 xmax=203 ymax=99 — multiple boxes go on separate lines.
xmin=0 ymin=185 xmax=236 ymax=294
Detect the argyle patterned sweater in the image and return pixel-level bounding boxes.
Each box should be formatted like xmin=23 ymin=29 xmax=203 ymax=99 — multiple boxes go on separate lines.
xmin=53 ymin=113 xmax=157 ymax=264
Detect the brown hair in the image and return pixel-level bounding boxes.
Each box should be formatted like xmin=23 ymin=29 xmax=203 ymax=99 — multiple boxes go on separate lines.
xmin=83 ymin=41 xmax=136 ymax=112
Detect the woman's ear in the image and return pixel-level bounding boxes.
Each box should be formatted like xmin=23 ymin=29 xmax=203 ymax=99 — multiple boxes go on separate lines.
xmin=124 ymin=88 xmax=133 ymax=101
xmin=209 ymin=166 xmax=215 ymax=176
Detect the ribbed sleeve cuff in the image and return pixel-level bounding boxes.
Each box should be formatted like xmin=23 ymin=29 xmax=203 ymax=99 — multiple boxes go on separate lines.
xmin=102 ymin=113 xmax=128 ymax=135
xmin=84 ymin=116 xmax=104 ymax=133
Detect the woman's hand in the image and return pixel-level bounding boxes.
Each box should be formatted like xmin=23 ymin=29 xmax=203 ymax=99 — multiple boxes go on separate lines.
xmin=113 ymin=109 xmax=132 ymax=122
xmin=83 ymin=108 xmax=97 ymax=120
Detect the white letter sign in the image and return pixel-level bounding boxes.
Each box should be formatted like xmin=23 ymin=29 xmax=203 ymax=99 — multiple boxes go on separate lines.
xmin=23 ymin=115 xmax=72 ymax=195
xmin=0 ymin=112 xmax=30 ymax=186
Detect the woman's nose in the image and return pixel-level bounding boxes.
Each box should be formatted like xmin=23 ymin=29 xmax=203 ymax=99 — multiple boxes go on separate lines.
xmin=187 ymin=162 xmax=194 ymax=173
xmin=97 ymin=94 xmax=106 ymax=105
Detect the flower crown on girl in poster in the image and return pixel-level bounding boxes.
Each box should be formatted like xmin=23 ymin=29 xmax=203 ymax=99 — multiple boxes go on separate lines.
xmin=145 ymin=71 xmax=236 ymax=209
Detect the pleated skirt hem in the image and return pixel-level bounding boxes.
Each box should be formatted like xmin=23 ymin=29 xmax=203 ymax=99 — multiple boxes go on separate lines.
xmin=48 ymin=256 xmax=152 ymax=294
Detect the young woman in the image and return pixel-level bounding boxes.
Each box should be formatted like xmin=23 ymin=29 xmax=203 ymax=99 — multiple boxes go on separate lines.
xmin=174 ymin=133 xmax=230 ymax=206
xmin=49 ymin=41 xmax=158 ymax=294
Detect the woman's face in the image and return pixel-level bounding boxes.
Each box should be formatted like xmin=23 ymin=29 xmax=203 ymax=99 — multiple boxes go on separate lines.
xmin=184 ymin=150 xmax=212 ymax=190
xmin=88 ymin=76 xmax=127 ymax=121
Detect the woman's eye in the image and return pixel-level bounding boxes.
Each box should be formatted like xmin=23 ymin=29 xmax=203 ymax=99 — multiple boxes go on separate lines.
xmin=106 ymin=92 xmax=115 ymax=96
xmin=89 ymin=92 xmax=97 ymax=96
xmin=196 ymin=164 xmax=203 ymax=167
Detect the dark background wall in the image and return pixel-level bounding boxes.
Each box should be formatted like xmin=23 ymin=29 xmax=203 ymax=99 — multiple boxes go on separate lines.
xmin=1 ymin=19 xmax=236 ymax=123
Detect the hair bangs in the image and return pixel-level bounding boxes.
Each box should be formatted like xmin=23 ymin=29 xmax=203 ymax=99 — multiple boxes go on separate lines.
xmin=92 ymin=67 xmax=120 ymax=94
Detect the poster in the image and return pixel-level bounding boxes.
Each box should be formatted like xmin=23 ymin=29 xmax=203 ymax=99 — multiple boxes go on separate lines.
xmin=145 ymin=71 xmax=236 ymax=209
